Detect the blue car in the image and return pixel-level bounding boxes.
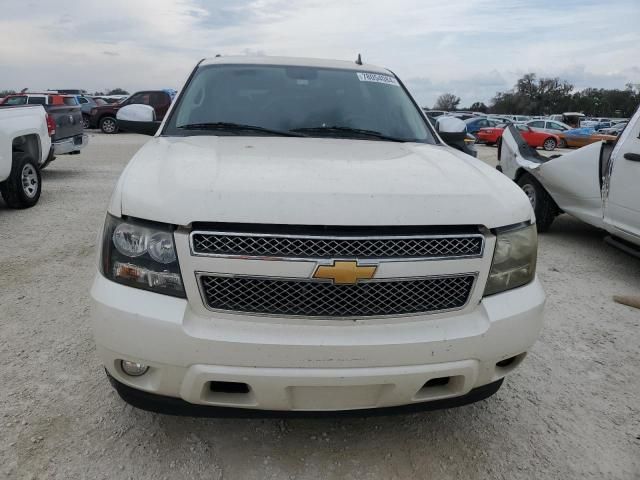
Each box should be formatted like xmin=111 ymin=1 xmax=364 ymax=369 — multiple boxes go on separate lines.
xmin=464 ymin=117 xmax=503 ymax=135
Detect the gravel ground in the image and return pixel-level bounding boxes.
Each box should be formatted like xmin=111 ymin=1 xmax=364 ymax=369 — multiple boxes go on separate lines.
xmin=1 ymin=134 xmax=638 ymax=479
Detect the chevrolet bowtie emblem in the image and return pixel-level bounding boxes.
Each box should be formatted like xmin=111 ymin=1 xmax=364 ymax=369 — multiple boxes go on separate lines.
xmin=313 ymin=261 xmax=377 ymax=285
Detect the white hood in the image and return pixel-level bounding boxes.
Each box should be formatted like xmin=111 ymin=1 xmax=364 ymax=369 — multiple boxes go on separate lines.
xmin=111 ymin=136 xmax=532 ymax=228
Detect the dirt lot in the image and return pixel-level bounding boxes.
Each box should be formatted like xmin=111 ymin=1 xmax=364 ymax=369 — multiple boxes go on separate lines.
xmin=1 ymin=133 xmax=639 ymax=479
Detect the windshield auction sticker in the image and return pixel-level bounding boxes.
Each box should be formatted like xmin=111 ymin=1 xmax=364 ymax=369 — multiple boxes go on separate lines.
xmin=357 ymin=72 xmax=400 ymax=86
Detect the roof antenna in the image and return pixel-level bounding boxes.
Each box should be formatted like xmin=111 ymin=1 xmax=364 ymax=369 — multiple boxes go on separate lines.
xmin=215 ymin=54 xmax=222 ymax=58
xmin=355 ymin=53 xmax=362 ymax=65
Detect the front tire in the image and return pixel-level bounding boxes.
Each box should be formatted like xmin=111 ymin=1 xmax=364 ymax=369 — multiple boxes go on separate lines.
xmin=100 ymin=117 xmax=118 ymax=134
xmin=0 ymin=152 xmax=42 ymax=208
xmin=542 ymin=137 xmax=557 ymax=151
xmin=82 ymin=114 xmax=90 ymax=129
xmin=517 ymin=173 xmax=556 ymax=232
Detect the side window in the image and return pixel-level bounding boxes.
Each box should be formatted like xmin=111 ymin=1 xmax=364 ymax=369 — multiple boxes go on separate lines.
xmin=478 ymin=119 xmax=488 ymax=127
xmin=127 ymin=92 xmax=151 ymax=105
xmin=150 ymin=92 xmax=171 ymax=108
xmin=548 ymin=122 xmax=566 ymax=131
xmin=27 ymin=96 xmax=46 ymax=105
xmin=4 ymin=96 xmax=27 ymax=105
xmin=78 ymin=97 xmax=89 ymax=104
xmin=529 ymin=121 xmax=544 ymax=128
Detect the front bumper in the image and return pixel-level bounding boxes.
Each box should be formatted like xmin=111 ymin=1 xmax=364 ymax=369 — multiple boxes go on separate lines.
xmin=53 ymin=133 xmax=88 ymax=155
xmin=91 ymin=273 xmax=545 ymax=412
xmin=107 ymin=372 xmax=504 ymax=417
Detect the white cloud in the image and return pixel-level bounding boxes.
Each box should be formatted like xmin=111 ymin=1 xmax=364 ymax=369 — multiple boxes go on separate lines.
xmin=0 ymin=0 xmax=637 ymax=105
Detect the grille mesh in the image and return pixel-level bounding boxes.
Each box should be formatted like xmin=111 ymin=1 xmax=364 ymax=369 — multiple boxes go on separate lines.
xmin=192 ymin=233 xmax=483 ymax=259
xmin=199 ymin=274 xmax=475 ymax=318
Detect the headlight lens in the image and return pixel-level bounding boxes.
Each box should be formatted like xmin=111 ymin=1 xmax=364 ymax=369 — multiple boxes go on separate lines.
xmin=484 ymin=224 xmax=537 ymax=296
xmin=113 ymin=223 xmax=148 ymax=257
xmin=100 ymin=214 xmax=185 ymax=298
xmin=148 ymin=232 xmax=178 ymax=264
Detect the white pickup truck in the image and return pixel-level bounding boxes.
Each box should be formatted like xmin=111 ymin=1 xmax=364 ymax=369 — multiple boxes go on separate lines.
xmin=91 ymin=56 xmax=545 ymax=415
xmin=499 ymin=105 xmax=640 ymax=254
xmin=0 ymin=105 xmax=51 ymax=208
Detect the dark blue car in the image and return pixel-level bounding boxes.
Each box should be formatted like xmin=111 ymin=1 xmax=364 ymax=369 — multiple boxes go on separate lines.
xmin=464 ymin=117 xmax=503 ymax=135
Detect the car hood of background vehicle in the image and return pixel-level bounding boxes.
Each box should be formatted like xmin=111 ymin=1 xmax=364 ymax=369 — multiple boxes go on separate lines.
xmin=115 ymin=136 xmax=532 ymax=228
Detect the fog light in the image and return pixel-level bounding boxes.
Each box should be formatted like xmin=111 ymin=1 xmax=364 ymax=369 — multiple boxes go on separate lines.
xmin=120 ymin=360 xmax=149 ymax=377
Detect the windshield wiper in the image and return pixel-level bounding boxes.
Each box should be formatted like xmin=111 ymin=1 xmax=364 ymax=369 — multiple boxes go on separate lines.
xmin=290 ymin=126 xmax=407 ymax=142
xmin=177 ymin=122 xmax=305 ymax=137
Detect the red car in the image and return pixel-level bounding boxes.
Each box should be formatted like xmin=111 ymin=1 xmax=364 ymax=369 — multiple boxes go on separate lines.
xmin=477 ymin=124 xmax=560 ymax=151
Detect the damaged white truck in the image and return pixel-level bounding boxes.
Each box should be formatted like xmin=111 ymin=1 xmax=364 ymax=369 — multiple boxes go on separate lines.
xmin=499 ymin=106 xmax=640 ymax=255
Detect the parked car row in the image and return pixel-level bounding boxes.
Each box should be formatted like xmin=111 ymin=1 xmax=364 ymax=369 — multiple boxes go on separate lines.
xmin=1 ymin=88 xmax=179 ymax=136
xmin=424 ymin=109 xmax=630 ymax=152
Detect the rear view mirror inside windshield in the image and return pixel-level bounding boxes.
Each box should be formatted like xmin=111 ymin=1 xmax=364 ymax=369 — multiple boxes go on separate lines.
xmin=285 ymin=67 xmax=318 ymax=80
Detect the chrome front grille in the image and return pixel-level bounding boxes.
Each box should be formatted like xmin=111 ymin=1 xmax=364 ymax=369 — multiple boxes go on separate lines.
xmin=191 ymin=231 xmax=484 ymax=260
xmin=198 ymin=274 xmax=476 ymax=318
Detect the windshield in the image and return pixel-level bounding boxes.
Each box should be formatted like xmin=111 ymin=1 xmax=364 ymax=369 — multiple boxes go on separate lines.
xmin=163 ymin=64 xmax=435 ymax=143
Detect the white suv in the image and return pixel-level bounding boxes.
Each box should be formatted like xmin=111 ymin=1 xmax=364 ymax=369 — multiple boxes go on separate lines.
xmin=91 ymin=56 xmax=545 ymax=414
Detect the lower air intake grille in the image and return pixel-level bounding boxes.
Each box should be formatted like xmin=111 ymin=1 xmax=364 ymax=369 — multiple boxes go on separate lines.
xmin=199 ymin=274 xmax=476 ymax=318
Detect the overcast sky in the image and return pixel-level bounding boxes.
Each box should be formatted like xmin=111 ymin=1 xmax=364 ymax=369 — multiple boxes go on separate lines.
xmin=0 ymin=0 xmax=638 ymax=106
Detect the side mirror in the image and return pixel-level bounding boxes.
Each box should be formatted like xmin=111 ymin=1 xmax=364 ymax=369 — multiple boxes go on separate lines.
xmin=116 ymin=104 xmax=160 ymax=136
xmin=436 ymin=116 xmax=467 ymax=144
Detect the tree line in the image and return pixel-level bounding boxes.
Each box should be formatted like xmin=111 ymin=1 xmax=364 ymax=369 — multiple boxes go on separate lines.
xmin=434 ymin=73 xmax=639 ymax=117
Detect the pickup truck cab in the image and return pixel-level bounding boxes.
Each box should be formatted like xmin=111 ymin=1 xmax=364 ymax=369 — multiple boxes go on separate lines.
xmin=91 ymin=56 xmax=545 ymax=414
xmin=499 ymin=108 xmax=640 ymax=252
xmin=0 ymin=105 xmax=51 ymax=207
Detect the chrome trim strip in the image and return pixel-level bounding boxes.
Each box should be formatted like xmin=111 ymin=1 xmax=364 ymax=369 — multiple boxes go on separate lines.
xmin=195 ymin=271 xmax=478 ymax=320
xmin=189 ymin=230 xmax=486 ymax=262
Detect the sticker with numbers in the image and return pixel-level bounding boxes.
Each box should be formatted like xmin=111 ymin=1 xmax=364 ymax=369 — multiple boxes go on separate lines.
xmin=356 ymin=72 xmax=399 ymax=86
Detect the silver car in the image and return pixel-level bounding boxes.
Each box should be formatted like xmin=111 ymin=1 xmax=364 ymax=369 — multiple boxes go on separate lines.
xmin=526 ymin=119 xmax=571 ymax=147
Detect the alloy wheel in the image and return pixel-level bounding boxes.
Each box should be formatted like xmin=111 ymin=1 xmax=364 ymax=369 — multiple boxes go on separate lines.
xmin=21 ymin=164 xmax=39 ymax=198
xmin=102 ymin=119 xmax=116 ymax=133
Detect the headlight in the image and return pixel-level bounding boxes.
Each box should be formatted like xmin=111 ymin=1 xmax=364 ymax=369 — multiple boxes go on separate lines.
xmin=484 ymin=223 xmax=537 ymax=296
xmin=99 ymin=214 xmax=185 ymax=298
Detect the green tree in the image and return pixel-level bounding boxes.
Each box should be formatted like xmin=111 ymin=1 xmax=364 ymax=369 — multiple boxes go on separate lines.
xmin=490 ymin=73 xmax=638 ymax=116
